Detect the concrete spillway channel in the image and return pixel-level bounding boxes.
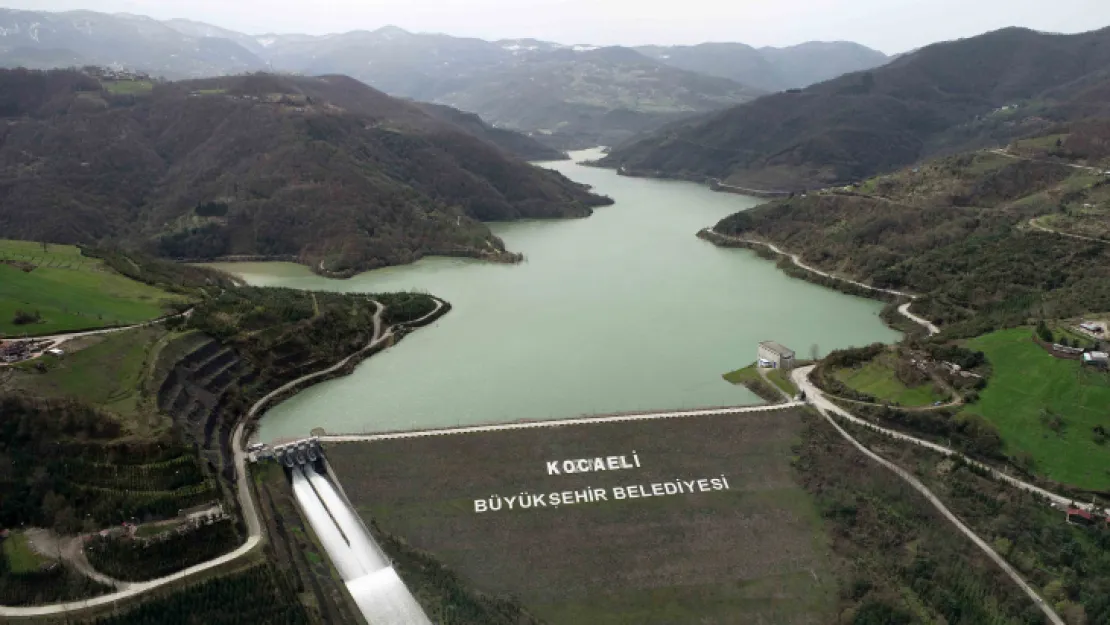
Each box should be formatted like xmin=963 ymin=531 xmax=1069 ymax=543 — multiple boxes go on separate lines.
xmin=291 ymin=466 xmax=431 ymax=625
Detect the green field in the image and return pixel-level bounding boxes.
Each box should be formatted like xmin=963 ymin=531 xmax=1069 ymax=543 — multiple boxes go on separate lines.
xmin=0 ymin=240 xmax=178 ymax=336
xmin=722 ymin=363 xmax=761 ymax=385
xmin=963 ymin=327 xmax=1110 ymax=489
xmin=2 ymin=532 xmax=51 ymax=574
xmin=832 ymin=352 xmax=945 ymax=407
xmin=9 ymin=326 xmax=170 ymax=434
xmin=103 ymin=80 xmax=153 ymax=95
xmin=766 ymin=368 xmax=798 ymax=397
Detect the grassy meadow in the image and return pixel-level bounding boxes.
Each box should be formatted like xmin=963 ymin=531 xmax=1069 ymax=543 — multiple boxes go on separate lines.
xmin=832 ymin=351 xmax=945 ymax=407
xmin=963 ymin=327 xmax=1110 ymax=490
xmin=0 ymin=240 xmax=179 ymax=336
xmin=2 ymin=532 xmax=51 ymax=574
xmin=8 ymin=326 xmax=172 ymax=435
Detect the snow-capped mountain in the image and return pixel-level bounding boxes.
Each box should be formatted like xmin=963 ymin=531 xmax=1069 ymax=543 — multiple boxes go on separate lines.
xmin=0 ymin=9 xmax=266 ymax=77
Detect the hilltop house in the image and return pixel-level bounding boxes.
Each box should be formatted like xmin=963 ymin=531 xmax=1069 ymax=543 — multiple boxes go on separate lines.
xmin=758 ymin=341 xmax=796 ymax=369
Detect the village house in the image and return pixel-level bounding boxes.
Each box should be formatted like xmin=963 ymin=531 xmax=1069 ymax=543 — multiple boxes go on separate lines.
xmin=1066 ymin=508 xmax=1095 ymax=526
xmin=1082 ymin=351 xmax=1109 ymax=369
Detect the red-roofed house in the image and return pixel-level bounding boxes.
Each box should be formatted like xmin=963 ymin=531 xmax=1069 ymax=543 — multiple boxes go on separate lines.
xmin=1066 ymin=508 xmax=1095 ymax=525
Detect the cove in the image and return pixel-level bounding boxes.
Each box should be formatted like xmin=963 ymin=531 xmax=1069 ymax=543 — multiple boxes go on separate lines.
xmin=214 ymin=149 xmax=899 ymax=441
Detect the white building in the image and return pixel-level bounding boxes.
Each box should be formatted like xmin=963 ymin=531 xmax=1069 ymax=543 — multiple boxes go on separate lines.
xmin=1083 ymin=352 xmax=1109 ymax=369
xmin=758 ymin=341 xmax=796 ymax=369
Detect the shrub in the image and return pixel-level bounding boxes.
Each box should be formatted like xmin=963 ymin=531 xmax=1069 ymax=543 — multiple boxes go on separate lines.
xmin=12 ymin=309 xmax=41 ymax=325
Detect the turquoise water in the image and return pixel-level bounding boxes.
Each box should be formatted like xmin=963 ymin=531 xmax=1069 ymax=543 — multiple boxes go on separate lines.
xmin=212 ymin=149 xmax=899 ymax=441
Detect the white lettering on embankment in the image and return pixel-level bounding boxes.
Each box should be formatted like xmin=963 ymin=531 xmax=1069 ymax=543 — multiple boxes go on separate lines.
xmin=473 ymin=475 xmax=730 ymax=513
xmin=545 ymin=451 xmax=640 ymax=475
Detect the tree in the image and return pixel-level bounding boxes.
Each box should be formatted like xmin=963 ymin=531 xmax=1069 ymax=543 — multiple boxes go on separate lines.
xmin=12 ymin=309 xmax=41 ymax=325
xmin=810 ymin=344 xmax=820 ymax=361
xmin=1036 ymin=320 xmax=1053 ymax=343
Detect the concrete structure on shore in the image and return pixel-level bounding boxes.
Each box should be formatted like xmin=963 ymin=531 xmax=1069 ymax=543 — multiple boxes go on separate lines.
xmin=758 ymin=341 xmax=795 ymax=369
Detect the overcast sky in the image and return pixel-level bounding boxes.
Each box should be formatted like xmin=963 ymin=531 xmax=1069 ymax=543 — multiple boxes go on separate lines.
xmin=7 ymin=0 xmax=1108 ymax=53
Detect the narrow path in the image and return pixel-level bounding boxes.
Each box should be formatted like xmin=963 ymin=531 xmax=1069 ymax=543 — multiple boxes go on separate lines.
xmin=823 ymin=390 xmax=962 ymax=413
xmin=62 ymin=536 xmax=130 ymax=591
xmin=792 ymin=366 xmax=1106 ymax=514
xmin=706 ymin=230 xmax=939 ymax=336
xmin=757 ymin=367 xmax=793 ymax=402
xmin=24 ymin=529 xmax=129 ymax=591
xmin=987 ymin=148 xmax=1105 ymax=173
xmin=320 ymin=403 xmax=803 ymax=443
xmin=0 ymin=299 xmax=444 ymax=617
xmin=1 ymin=309 xmax=194 ymax=366
xmin=795 ymin=367 xmax=1066 ymax=625
xmin=1028 ymin=216 xmax=1110 ymax=245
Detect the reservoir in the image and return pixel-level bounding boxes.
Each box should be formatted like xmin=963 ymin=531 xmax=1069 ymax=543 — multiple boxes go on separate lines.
xmin=217 ymin=149 xmax=899 ymax=441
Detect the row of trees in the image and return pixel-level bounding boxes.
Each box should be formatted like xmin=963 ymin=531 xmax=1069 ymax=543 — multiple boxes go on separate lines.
xmin=86 ymin=520 xmax=239 ymax=582
xmin=87 ymin=565 xmax=309 ymax=625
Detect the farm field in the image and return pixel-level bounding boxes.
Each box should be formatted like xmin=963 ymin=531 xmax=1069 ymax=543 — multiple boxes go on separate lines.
xmin=102 ymin=79 xmax=154 ymax=95
xmin=0 ymin=240 xmax=179 ymax=336
xmin=2 ymin=531 xmax=50 ymax=574
xmin=963 ymin=327 xmax=1110 ymax=490
xmin=7 ymin=326 xmax=172 ymax=434
xmin=832 ymin=351 xmax=944 ymax=407
xmin=327 ymin=408 xmax=838 ymax=625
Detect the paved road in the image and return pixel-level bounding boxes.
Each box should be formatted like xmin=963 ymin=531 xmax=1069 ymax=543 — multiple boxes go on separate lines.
xmin=793 ymin=366 xmax=1106 ymax=514
xmin=321 ymin=403 xmax=803 ymax=443
xmin=1 ymin=309 xmax=194 ymax=366
xmin=0 ymin=299 xmax=446 ymax=617
xmin=794 ymin=366 xmax=1065 ymax=625
xmin=708 ymin=230 xmax=939 ymax=336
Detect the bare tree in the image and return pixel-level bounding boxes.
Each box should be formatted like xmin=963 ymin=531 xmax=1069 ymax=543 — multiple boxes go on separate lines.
xmin=810 ymin=344 xmax=820 ymax=362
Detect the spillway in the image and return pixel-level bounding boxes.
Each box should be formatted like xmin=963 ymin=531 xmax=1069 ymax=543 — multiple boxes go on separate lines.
xmin=290 ymin=464 xmax=431 ymax=624
xmin=347 ymin=567 xmax=432 ymax=625
xmin=305 ymin=466 xmax=391 ymax=573
xmin=290 ymin=468 xmax=364 ymax=581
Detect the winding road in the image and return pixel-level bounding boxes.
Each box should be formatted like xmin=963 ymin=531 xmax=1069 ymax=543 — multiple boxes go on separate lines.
xmin=1029 ymin=217 xmax=1110 ymax=245
xmin=1 ymin=309 xmax=194 ymax=367
xmin=794 ymin=366 xmax=1066 ymax=625
xmin=793 ymin=366 xmax=1105 ymax=515
xmin=0 ymin=299 xmax=446 ymax=618
xmin=707 ymin=230 xmax=940 ymax=335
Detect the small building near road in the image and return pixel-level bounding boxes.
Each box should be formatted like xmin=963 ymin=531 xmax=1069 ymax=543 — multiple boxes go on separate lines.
xmin=1066 ymin=508 xmax=1095 ymax=526
xmin=1083 ymin=351 xmax=1109 ymax=369
xmin=758 ymin=341 xmax=796 ymax=370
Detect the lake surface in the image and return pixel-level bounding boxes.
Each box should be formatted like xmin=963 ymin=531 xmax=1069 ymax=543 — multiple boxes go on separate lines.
xmin=215 ymin=149 xmax=899 ymax=441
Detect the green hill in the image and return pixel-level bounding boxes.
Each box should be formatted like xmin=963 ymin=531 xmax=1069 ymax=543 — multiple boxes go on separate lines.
xmin=711 ymin=140 xmax=1110 ymax=335
xmin=0 ymin=240 xmax=182 ymax=336
xmin=602 ymin=27 xmax=1110 ymax=191
xmin=0 ymin=69 xmax=611 ymax=276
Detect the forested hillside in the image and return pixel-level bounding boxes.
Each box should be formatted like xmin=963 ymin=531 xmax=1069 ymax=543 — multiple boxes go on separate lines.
xmin=603 ymin=27 xmax=1110 ymax=191
xmin=412 ymin=101 xmax=567 ymax=160
xmin=0 ymin=69 xmax=611 ymax=275
xmin=634 ymin=41 xmax=888 ymax=92
xmin=712 ymin=141 xmax=1110 ymax=335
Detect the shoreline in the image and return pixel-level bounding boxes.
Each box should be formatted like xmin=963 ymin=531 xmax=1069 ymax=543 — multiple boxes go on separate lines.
xmin=697 ymin=228 xmax=938 ymax=337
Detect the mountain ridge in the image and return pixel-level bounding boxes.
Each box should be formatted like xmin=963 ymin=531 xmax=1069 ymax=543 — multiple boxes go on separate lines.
xmin=601 ymin=26 xmax=1110 ymax=191
xmin=0 ymin=68 xmax=610 ymax=276
xmin=1 ymin=9 xmax=889 ymax=149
